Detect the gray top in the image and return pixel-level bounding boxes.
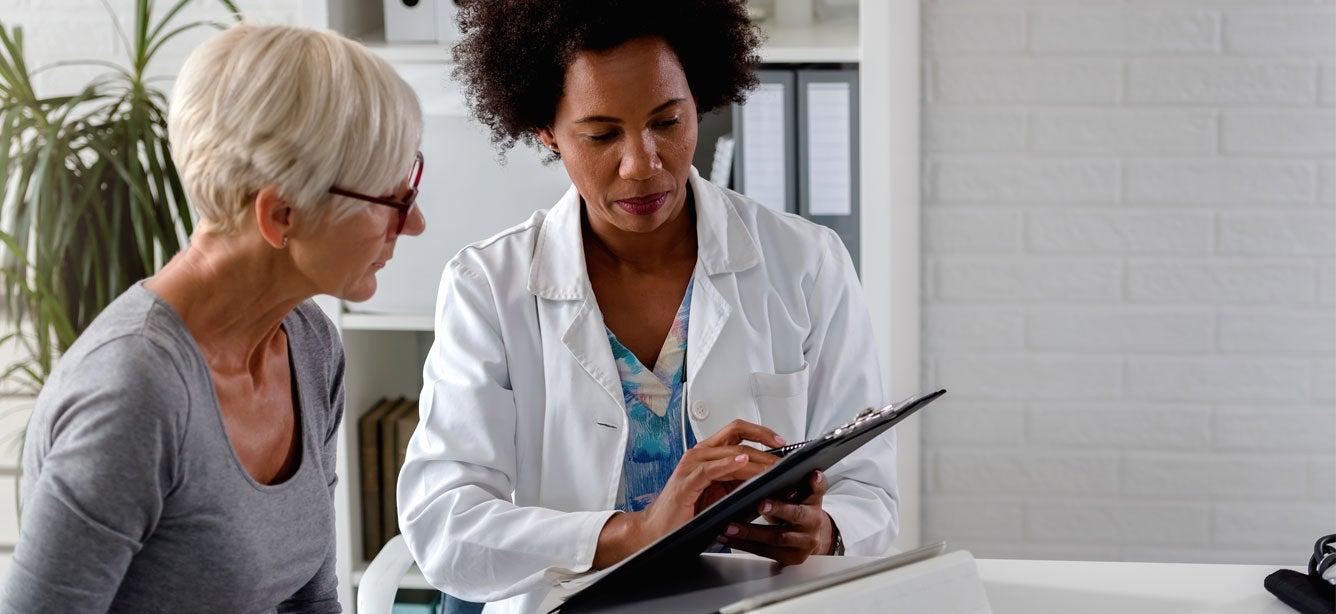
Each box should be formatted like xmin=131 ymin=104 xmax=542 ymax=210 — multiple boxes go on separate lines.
xmin=1 ymin=284 xmax=344 ymax=613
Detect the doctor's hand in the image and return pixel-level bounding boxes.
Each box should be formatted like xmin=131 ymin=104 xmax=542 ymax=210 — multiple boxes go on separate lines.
xmin=717 ymin=470 xmax=836 ymax=566
xmin=593 ymin=420 xmax=784 ymax=569
xmin=690 ymin=420 xmax=788 ymax=513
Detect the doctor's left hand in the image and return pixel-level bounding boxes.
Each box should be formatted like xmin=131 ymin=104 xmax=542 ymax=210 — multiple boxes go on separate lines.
xmin=717 ymin=470 xmax=836 ymax=566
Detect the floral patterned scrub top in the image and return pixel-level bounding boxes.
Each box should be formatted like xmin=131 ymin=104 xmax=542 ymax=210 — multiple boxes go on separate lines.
xmin=609 ymin=281 xmax=698 ymax=513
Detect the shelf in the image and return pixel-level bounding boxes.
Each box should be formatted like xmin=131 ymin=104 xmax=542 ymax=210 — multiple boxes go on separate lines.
xmin=758 ymin=19 xmax=859 ymax=64
xmin=340 ymin=312 xmax=434 ymax=332
xmin=352 ymin=562 xmax=435 ymax=591
xmin=357 ymin=18 xmax=859 ymax=66
xmin=362 ymin=38 xmax=453 ymax=65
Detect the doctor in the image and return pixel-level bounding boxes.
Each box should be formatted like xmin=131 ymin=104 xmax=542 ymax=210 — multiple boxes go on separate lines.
xmin=398 ymin=1 xmax=897 ymax=612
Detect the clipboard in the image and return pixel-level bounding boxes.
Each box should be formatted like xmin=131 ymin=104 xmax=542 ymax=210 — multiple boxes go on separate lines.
xmin=553 ymin=389 xmax=948 ymax=613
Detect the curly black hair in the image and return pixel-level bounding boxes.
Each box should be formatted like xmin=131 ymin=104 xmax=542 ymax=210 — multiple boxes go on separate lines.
xmin=452 ymin=0 xmax=761 ymax=155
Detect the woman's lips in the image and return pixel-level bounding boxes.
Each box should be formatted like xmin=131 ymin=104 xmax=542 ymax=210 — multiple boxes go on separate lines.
xmin=613 ymin=191 xmax=669 ymax=216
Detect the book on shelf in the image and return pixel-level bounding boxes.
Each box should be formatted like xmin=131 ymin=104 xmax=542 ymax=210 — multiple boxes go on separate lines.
xmin=357 ymin=396 xmax=422 ymax=561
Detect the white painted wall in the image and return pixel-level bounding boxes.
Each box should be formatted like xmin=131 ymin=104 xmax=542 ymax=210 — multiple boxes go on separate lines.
xmin=920 ymin=0 xmax=1336 ymax=564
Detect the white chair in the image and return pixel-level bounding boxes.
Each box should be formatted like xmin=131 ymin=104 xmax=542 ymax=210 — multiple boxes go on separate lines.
xmin=358 ymin=535 xmax=416 ymax=614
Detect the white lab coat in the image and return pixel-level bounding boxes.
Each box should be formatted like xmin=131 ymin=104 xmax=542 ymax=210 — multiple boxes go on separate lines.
xmin=398 ymin=168 xmax=897 ymax=614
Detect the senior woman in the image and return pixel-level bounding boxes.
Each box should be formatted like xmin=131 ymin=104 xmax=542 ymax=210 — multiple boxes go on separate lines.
xmin=397 ymin=1 xmax=896 ymax=612
xmin=1 ymin=24 xmax=424 ymax=612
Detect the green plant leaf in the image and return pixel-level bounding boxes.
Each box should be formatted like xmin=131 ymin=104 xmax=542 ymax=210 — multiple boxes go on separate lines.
xmin=145 ymin=20 xmax=233 ymax=64
xmin=146 ymin=0 xmax=198 ymax=51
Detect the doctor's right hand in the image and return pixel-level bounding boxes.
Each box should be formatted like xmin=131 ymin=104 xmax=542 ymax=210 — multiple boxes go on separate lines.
xmin=593 ymin=420 xmax=785 ymax=569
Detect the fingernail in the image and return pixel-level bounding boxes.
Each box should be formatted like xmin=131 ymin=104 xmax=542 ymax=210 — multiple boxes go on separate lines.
xmin=775 ymin=435 xmax=787 ymax=445
xmin=726 ymin=525 xmax=739 ymax=536
xmin=735 ymin=454 xmax=748 ymax=463
xmin=762 ymin=502 xmax=773 ymax=514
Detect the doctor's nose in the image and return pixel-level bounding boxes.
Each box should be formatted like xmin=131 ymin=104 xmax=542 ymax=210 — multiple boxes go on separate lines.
xmin=619 ymin=131 xmax=662 ymax=182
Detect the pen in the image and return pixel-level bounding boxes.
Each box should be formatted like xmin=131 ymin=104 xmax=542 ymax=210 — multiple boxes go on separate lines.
xmin=763 ymin=440 xmax=811 ymax=458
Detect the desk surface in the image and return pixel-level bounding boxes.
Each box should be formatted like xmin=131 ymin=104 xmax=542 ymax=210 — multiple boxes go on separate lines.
xmin=537 ymin=553 xmax=1302 ymax=614
xmin=977 ymin=558 xmax=1302 ymax=614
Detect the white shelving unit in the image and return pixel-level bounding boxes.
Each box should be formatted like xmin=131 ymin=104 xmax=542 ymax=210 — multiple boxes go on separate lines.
xmin=302 ymin=2 xmax=919 ymax=612
xmin=339 ymin=313 xmax=434 ymax=332
xmin=349 ymin=18 xmax=860 ymax=65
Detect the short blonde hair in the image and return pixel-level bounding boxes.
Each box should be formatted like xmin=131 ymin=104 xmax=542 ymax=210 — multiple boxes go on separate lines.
xmin=169 ymin=24 xmax=423 ymax=234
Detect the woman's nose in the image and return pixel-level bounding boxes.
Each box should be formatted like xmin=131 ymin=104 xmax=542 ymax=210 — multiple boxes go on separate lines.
xmin=619 ymin=131 xmax=662 ymax=181
xmin=400 ymin=203 xmax=426 ymax=237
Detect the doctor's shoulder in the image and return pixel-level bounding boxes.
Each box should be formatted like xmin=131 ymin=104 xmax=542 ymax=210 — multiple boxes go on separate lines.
xmin=715 ymin=183 xmax=845 ymax=277
xmin=443 ymin=208 xmax=548 ymax=281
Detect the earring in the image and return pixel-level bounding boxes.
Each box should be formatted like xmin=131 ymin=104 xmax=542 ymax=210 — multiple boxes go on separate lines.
xmin=282 ymin=236 xmax=289 ymax=248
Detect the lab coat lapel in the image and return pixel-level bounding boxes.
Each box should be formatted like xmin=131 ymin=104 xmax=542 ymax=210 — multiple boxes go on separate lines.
xmin=529 ymin=185 xmax=626 ymax=417
xmin=686 ymin=168 xmax=760 ymax=385
xmin=560 ymin=299 xmax=625 ymax=415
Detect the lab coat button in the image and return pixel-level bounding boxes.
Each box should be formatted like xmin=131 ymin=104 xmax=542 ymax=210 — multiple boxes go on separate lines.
xmin=690 ymin=400 xmax=709 ymax=420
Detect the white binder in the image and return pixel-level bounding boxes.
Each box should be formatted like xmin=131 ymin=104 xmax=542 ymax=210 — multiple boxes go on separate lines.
xmin=733 ymin=70 xmax=797 ymax=213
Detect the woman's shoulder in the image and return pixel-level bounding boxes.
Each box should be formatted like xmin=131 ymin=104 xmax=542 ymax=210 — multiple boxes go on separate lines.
xmin=447 ymin=209 xmax=549 ymax=279
xmin=56 ymin=284 xmax=199 ymax=381
xmin=34 ymin=286 xmax=198 ymax=443
xmin=708 ymin=181 xmax=845 ymax=270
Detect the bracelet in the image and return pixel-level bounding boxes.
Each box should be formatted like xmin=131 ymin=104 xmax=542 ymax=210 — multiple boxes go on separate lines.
xmin=828 ymin=517 xmax=845 ymax=556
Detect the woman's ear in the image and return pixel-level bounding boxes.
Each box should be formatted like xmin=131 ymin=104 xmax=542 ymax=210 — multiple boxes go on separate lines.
xmin=537 ymin=127 xmax=558 ymax=154
xmin=253 ymin=185 xmax=294 ymax=250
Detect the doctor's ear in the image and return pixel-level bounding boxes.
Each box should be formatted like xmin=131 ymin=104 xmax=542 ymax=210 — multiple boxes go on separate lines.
xmin=537 ymin=128 xmax=558 ymax=154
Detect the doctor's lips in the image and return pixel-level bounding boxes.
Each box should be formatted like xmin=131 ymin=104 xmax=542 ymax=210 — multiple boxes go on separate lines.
xmin=613 ymin=191 xmax=669 ymax=216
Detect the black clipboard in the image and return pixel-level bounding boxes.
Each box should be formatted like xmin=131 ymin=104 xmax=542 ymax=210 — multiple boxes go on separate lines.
xmin=553 ymin=389 xmax=947 ymax=613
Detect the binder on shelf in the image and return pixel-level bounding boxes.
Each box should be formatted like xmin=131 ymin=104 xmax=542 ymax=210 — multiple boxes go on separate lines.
xmin=731 ymin=67 xmax=861 ymax=270
xmin=384 ymin=0 xmax=438 ymax=44
xmin=733 ymin=70 xmax=796 ymax=213
xmin=797 ymin=68 xmax=860 ymax=271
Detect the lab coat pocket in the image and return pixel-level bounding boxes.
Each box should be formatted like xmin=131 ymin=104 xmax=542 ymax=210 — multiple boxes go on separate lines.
xmin=750 ymin=363 xmax=810 ymax=442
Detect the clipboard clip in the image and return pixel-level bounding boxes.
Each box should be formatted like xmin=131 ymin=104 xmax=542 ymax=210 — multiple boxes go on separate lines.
xmin=766 ymin=395 xmax=917 ymax=457
xmin=827 ymin=394 xmax=915 ymax=439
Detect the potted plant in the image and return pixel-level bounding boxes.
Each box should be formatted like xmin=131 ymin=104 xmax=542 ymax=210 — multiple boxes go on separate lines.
xmin=0 ymin=0 xmax=240 ymax=490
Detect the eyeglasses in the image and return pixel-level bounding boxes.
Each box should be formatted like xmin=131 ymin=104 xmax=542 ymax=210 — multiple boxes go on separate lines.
xmin=328 ymin=151 xmax=423 ymax=234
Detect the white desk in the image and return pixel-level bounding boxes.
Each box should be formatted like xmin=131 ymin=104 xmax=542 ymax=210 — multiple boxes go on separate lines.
xmin=977 ymin=558 xmax=1301 ymax=614
xmin=535 ymin=554 xmax=1301 ymax=613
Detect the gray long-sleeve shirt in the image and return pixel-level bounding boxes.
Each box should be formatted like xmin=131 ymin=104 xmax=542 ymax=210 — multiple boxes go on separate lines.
xmin=1 ymin=283 xmax=344 ymax=613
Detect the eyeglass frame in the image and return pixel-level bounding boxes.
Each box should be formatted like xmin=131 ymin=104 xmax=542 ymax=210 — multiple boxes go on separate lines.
xmin=327 ymin=151 xmax=423 ymax=235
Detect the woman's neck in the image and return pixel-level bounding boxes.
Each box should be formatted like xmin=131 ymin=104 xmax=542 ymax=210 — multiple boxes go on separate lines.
xmin=144 ymin=230 xmax=311 ymax=375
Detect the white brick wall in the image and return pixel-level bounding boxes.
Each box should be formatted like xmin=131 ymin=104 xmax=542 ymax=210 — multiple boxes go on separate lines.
xmin=923 ymin=0 xmax=1335 ymax=565
xmin=0 ymin=0 xmax=302 ymax=570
